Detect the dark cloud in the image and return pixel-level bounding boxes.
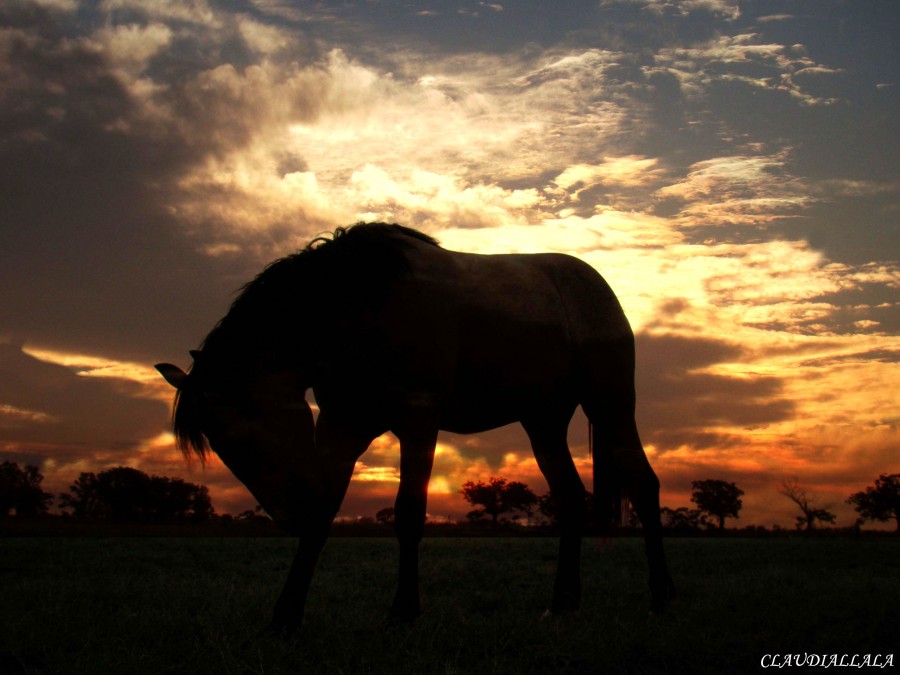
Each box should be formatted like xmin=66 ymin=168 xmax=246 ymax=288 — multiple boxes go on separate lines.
xmin=589 ymin=0 xmax=734 ymax=52
xmin=779 ymin=192 xmax=900 ymax=268
xmin=0 ymin=3 xmax=298 ymax=362
xmin=291 ymin=0 xmax=740 ymax=65
xmin=635 ymin=333 xmax=796 ymax=451
xmin=798 ymin=348 xmax=900 ymax=369
xmin=306 ymin=1 xmax=608 ymax=55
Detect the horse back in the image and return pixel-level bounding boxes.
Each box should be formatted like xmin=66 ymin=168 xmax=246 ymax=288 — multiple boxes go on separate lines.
xmin=397 ymin=241 xmax=631 ymax=349
xmin=359 ymin=240 xmax=633 ymax=423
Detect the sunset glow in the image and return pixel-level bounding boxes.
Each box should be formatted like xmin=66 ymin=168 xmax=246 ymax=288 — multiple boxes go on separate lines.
xmin=1 ymin=0 xmax=897 ymax=528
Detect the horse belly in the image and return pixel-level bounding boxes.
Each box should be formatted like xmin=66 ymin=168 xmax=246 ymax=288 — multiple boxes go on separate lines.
xmin=375 ymin=247 xmax=605 ymax=432
xmin=440 ymin=320 xmax=575 ymax=433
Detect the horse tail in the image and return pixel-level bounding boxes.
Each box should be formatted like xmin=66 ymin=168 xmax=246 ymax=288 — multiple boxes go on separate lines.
xmin=589 ymin=418 xmax=627 ymax=530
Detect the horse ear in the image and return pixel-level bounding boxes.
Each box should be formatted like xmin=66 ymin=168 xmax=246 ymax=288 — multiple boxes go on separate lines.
xmin=156 ymin=363 xmax=188 ymax=389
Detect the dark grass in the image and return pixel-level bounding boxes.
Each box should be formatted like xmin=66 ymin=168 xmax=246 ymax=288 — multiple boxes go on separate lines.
xmin=1 ymin=537 xmax=897 ymax=674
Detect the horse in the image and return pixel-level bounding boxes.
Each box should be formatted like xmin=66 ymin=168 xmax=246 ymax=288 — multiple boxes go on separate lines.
xmin=156 ymin=222 xmax=674 ymax=636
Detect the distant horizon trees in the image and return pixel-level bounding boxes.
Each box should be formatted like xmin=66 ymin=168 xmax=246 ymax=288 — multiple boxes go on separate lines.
xmin=375 ymin=507 xmax=395 ymax=525
xmin=4 ymin=460 xmax=899 ymax=534
xmin=460 ymin=477 xmax=539 ymax=527
xmin=538 ymin=490 xmax=595 ymax=527
xmin=59 ymin=466 xmax=214 ymax=522
xmin=848 ymin=474 xmax=900 ymax=532
xmin=0 ymin=461 xmax=53 ymax=517
xmin=778 ymin=479 xmax=837 ymax=532
xmin=443 ymin=473 xmax=900 ymax=533
xmin=234 ymin=504 xmax=272 ymax=523
xmin=660 ymin=506 xmax=711 ymax=531
xmin=690 ymin=479 xmax=744 ymax=530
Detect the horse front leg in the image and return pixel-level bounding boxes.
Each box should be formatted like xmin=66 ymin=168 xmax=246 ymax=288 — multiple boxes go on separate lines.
xmin=524 ymin=416 xmax=585 ymax=614
xmin=267 ymin=518 xmax=331 ymax=637
xmin=390 ymin=421 xmax=438 ymax=622
xmin=266 ymin=466 xmax=354 ymax=636
xmin=267 ymin=414 xmax=370 ymax=636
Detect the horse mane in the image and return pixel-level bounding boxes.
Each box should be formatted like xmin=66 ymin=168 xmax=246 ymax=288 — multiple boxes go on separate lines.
xmin=172 ymin=222 xmax=440 ymax=460
xmin=220 ymin=222 xmax=435 ymax=325
xmin=304 ymin=222 xmax=438 ymax=254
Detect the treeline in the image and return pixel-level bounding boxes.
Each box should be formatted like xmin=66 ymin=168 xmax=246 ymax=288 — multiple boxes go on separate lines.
xmin=59 ymin=467 xmax=214 ymax=522
xmin=1 ymin=462 xmax=214 ymax=523
xmin=453 ymin=475 xmax=900 ymax=534
xmin=2 ymin=461 xmax=898 ymax=534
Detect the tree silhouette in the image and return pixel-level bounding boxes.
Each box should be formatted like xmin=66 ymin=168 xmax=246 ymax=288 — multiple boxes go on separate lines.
xmin=0 ymin=461 xmax=53 ymax=517
xmin=58 ymin=472 xmax=100 ymax=517
xmin=460 ymin=477 xmax=538 ymax=528
xmin=690 ymin=479 xmax=743 ymax=530
xmin=375 ymin=506 xmax=395 ymax=525
xmin=236 ymin=504 xmax=271 ymax=523
xmin=64 ymin=467 xmax=151 ymax=521
xmin=660 ymin=506 xmax=711 ymax=531
xmin=848 ymin=474 xmax=900 ymax=532
xmin=538 ymin=491 xmax=594 ymax=526
xmin=59 ymin=467 xmax=214 ymax=522
xmin=778 ymin=479 xmax=836 ymax=531
xmin=149 ymin=475 xmax=214 ymax=521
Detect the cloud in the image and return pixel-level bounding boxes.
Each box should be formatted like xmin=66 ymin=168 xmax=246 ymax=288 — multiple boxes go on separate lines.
xmin=655 ymin=153 xmax=810 ymax=226
xmin=602 ymin=0 xmax=739 ymax=16
xmin=90 ymin=22 xmax=174 ymax=79
xmin=349 ymin=165 xmax=543 ymax=229
xmin=553 ymin=156 xmax=664 ymax=191
xmin=634 ymin=333 xmax=795 ymax=449
xmin=98 ymin=0 xmax=220 ymax=27
xmin=0 ymin=340 xmax=166 ymax=464
xmin=0 ymin=3 xmax=291 ymax=359
xmin=756 ymin=15 xmax=793 ymax=24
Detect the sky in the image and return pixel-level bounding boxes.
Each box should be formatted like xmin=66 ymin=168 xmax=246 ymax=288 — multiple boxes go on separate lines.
xmin=0 ymin=0 xmax=897 ymax=528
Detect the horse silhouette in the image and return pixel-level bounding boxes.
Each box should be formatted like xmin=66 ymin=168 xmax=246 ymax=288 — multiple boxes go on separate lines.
xmin=156 ymin=223 xmax=674 ymax=635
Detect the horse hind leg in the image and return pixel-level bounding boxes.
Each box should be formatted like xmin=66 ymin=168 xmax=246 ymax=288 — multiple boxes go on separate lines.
xmin=522 ymin=414 xmax=585 ymax=614
xmin=582 ymin=392 xmax=675 ymax=612
xmin=389 ymin=418 xmax=439 ymax=623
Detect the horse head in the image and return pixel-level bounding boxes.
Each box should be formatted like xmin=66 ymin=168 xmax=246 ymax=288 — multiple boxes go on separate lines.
xmin=156 ymin=353 xmax=319 ymax=533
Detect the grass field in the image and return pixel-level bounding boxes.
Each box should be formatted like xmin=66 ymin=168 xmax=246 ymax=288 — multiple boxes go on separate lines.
xmin=1 ymin=536 xmax=897 ymax=674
